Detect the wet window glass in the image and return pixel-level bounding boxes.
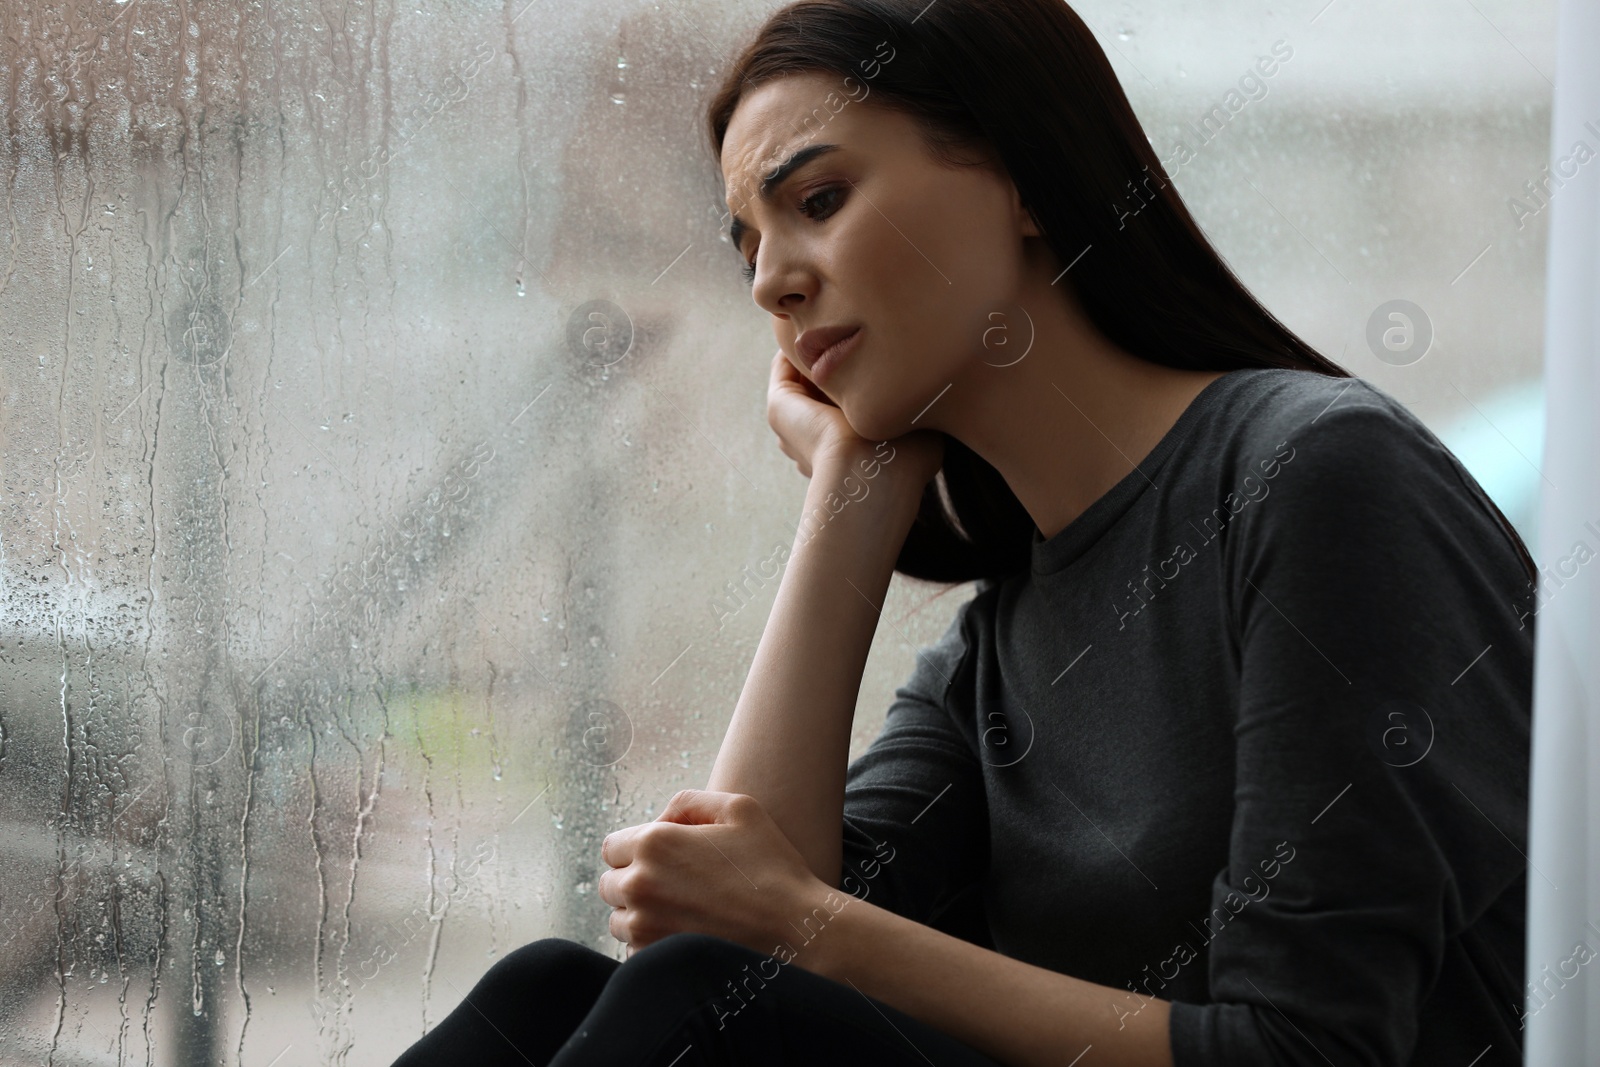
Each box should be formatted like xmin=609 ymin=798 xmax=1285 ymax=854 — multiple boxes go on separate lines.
xmin=0 ymin=1 xmax=1553 ymax=1062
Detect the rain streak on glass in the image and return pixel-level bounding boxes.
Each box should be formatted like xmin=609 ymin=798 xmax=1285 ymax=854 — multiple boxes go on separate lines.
xmin=0 ymin=0 xmax=1553 ymax=1063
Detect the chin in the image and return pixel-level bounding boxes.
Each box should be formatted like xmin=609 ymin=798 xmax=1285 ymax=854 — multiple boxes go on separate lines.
xmin=838 ymin=396 xmax=913 ymax=445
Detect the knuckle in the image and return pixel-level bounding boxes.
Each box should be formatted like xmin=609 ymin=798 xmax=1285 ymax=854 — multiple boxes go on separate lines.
xmin=630 ymin=909 xmax=669 ymax=945
xmin=626 ymin=869 xmax=660 ymax=907
xmin=726 ymin=793 xmax=762 ymax=820
xmin=614 ymin=907 xmax=652 ymax=946
xmin=633 ymin=826 xmax=665 ymax=862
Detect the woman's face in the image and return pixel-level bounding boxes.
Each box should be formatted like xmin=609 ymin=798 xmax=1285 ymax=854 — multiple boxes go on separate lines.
xmin=721 ymin=71 xmax=1038 ymax=442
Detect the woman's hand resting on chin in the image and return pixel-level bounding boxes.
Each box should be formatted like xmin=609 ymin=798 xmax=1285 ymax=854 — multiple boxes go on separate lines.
xmin=766 ymin=349 xmax=945 ymax=491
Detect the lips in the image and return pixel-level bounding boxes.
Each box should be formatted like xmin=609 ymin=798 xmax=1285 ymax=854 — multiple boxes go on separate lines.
xmin=795 ymin=324 xmax=862 ymax=373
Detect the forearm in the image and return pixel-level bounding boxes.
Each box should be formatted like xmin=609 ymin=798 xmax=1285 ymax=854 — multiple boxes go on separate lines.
xmin=706 ymin=447 xmax=924 ymax=889
xmin=804 ymin=892 xmax=1174 ymax=1067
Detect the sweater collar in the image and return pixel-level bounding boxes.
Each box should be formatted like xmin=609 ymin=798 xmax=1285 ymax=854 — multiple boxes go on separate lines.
xmin=1029 ymin=368 xmax=1263 ymax=575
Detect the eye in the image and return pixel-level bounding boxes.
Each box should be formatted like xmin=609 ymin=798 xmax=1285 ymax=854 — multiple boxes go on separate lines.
xmin=740 ymin=185 xmax=847 ymax=287
xmin=798 ymin=184 xmax=844 ymax=220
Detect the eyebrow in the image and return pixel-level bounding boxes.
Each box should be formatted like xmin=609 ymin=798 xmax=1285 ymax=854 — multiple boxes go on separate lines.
xmin=726 ymin=142 xmax=843 ymax=256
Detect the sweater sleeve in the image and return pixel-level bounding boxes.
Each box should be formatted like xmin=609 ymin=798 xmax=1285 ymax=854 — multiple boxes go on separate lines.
xmin=1166 ymin=399 xmax=1533 ymax=1066
xmin=837 ymin=588 xmax=990 ymax=926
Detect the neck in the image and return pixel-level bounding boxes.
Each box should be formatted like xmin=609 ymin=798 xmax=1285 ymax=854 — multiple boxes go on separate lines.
xmin=929 ymin=267 xmax=1227 ymax=542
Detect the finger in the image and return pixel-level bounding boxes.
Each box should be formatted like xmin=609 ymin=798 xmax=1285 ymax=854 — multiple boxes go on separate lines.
xmin=775 ymin=354 xmax=831 ymax=405
xmin=771 ymin=359 xmax=805 ymax=399
xmin=771 ymin=348 xmax=812 ymax=390
xmin=601 ymin=825 xmax=645 ymax=868
xmin=656 ymin=787 xmax=735 ymax=826
xmin=596 ymin=867 xmax=618 ymax=908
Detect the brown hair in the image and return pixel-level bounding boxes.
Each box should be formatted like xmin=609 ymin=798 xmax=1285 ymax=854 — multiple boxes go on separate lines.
xmin=707 ymin=0 xmax=1537 ymax=587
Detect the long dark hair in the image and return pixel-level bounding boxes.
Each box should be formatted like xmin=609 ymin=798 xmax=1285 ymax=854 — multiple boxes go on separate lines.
xmin=706 ymin=0 xmax=1538 ymax=588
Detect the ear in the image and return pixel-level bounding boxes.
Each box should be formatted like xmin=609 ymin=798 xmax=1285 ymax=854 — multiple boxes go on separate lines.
xmin=1010 ymin=182 xmax=1040 ymax=238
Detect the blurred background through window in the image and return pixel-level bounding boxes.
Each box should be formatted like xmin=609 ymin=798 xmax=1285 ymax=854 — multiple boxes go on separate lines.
xmin=0 ymin=1 xmax=1553 ymax=1062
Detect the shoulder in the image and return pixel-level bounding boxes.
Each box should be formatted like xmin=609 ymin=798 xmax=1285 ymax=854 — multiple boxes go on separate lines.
xmin=1214 ymin=371 xmax=1533 ymax=616
xmin=1216 ymin=369 xmax=1487 ymax=519
xmin=1215 ymin=367 xmax=1422 ymax=457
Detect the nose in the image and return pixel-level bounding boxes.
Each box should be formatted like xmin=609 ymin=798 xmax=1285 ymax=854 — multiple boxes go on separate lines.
xmin=750 ymin=247 xmax=818 ymax=314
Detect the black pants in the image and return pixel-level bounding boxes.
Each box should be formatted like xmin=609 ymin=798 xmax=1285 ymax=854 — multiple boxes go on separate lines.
xmin=390 ymin=931 xmax=1005 ymax=1066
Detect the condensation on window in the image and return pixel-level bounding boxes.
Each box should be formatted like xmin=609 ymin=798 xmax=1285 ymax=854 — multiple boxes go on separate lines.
xmin=0 ymin=0 xmax=1551 ymax=1063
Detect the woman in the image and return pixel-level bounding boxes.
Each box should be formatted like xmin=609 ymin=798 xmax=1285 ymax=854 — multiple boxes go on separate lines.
xmin=393 ymin=1 xmax=1536 ymax=1064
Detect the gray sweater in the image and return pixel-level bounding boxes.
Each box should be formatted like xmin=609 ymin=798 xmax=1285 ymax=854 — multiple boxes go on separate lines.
xmin=838 ymin=367 xmax=1532 ymax=1066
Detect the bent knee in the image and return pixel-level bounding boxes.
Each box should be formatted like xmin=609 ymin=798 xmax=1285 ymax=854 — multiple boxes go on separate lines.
xmin=481 ymin=936 xmax=611 ymax=988
xmin=623 ymin=932 xmax=765 ymax=985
